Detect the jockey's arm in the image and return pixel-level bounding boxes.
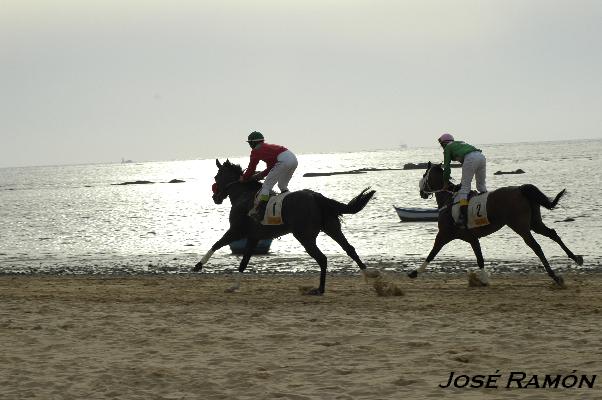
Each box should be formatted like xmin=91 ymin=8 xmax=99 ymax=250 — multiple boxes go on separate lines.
xmin=251 ymin=172 xmax=264 ymax=181
xmin=241 ymin=155 xmax=260 ymax=181
xmin=240 ymin=171 xmax=264 ymax=183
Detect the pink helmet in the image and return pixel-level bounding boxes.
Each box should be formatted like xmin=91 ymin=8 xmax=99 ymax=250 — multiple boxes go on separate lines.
xmin=438 ymin=133 xmax=454 ymax=144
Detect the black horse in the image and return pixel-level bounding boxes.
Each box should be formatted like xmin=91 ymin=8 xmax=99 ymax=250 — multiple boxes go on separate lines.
xmin=194 ymin=159 xmax=376 ymax=295
xmin=408 ymin=162 xmax=583 ymax=287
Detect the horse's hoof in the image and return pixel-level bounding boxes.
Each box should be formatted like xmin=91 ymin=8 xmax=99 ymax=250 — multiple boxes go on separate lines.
xmin=477 ymin=270 xmax=490 ymax=286
xmin=363 ymin=269 xmax=381 ymax=279
xmin=193 ymin=261 xmax=203 ymax=272
xmin=554 ymin=276 xmax=567 ymax=289
xmin=468 ymin=270 xmax=489 ymax=287
xmin=407 ymin=270 xmax=418 ymax=279
xmin=575 ymin=255 xmax=584 ymax=266
xmin=300 ymin=287 xmax=323 ymax=296
xmin=373 ymin=280 xmax=404 ymax=297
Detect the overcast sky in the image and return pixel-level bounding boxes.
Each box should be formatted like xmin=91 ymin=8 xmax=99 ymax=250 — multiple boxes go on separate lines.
xmin=1 ymin=0 xmax=601 ymax=168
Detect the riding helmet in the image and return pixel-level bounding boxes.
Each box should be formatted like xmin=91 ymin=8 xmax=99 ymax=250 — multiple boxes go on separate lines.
xmin=247 ymin=131 xmax=265 ymax=143
xmin=438 ymin=133 xmax=454 ymax=144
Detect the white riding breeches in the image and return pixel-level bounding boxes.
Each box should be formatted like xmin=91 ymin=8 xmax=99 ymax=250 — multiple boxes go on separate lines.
xmin=260 ymin=150 xmax=298 ymax=196
xmin=454 ymin=151 xmax=487 ymax=202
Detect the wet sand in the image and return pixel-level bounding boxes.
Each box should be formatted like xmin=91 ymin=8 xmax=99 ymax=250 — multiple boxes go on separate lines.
xmin=1 ymin=272 xmax=601 ymax=399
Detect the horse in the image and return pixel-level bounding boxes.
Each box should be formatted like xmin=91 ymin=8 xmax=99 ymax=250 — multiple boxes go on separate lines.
xmin=193 ymin=159 xmax=377 ymax=295
xmin=408 ymin=162 xmax=583 ymax=287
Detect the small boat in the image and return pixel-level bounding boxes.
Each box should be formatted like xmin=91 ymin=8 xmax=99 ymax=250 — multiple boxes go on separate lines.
xmin=394 ymin=206 xmax=439 ymax=222
xmin=229 ymin=238 xmax=273 ymax=254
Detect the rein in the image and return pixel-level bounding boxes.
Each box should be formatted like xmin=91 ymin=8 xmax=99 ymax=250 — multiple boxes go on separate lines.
xmin=214 ymin=179 xmax=240 ymax=198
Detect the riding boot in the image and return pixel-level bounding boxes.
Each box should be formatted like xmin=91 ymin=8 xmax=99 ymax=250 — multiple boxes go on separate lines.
xmin=457 ymin=204 xmax=468 ymax=228
xmin=250 ymin=199 xmax=268 ymax=223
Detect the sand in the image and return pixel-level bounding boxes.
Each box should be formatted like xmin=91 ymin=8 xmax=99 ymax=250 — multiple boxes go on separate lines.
xmin=1 ymin=272 xmax=601 ymax=399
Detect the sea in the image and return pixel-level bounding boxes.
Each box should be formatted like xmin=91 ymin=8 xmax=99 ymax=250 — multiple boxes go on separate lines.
xmin=1 ymin=139 xmax=601 ymax=276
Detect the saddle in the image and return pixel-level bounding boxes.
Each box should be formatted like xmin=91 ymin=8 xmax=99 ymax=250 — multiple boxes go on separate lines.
xmin=250 ymin=191 xmax=291 ymax=225
xmin=450 ymin=191 xmax=490 ymax=229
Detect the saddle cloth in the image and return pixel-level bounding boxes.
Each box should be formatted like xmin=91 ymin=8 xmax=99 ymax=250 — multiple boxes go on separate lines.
xmin=251 ymin=191 xmax=291 ymax=225
xmin=452 ymin=192 xmax=490 ymax=229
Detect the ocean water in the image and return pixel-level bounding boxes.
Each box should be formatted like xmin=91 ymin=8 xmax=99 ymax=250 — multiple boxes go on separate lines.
xmin=1 ymin=139 xmax=601 ymax=275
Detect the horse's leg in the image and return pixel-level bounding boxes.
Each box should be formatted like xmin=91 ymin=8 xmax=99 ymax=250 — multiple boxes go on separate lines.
xmin=323 ymin=217 xmax=367 ymax=268
xmin=469 ymin=239 xmax=485 ymax=269
xmin=516 ymin=229 xmax=565 ymax=287
xmin=193 ymin=227 xmax=244 ymax=271
xmin=294 ymin=232 xmax=327 ymax=295
xmin=531 ymin=221 xmax=584 ymax=266
xmin=408 ymin=232 xmax=451 ymax=278
xmin=225 ymin=238 xmax=259 ymax=293
xmin=469 ymin=238 xmax=489 ymax=285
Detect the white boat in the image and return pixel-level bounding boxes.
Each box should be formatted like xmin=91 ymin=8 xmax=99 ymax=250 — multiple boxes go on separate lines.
xmin=394 ymin=206 xmax=439 ymax=222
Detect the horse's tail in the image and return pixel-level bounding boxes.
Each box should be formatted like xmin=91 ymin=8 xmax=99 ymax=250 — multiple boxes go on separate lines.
xmin=519 ymin=184 xmax=566 ymax=210
xmin=316 ymin=188 xmax=376 ymax=216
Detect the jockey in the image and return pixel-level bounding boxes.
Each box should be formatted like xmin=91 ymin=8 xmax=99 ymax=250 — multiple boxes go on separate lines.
xmin=438 ymin=133 xmax=487 ymax=227
xmin=240 ymin=131 xmax=298 ymax=222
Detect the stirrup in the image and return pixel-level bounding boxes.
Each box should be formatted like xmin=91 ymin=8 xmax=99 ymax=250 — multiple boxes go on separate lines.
xmin=248 ymin=206 xmax=259 ymax=218
xmin=249 ymin=210 xmax=263 ymax=223
xmin=249 ymin=202 xmax=267 ymax=222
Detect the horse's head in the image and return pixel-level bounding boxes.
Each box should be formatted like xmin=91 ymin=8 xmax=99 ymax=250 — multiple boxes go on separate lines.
xmin=419 ymin=162 xmax=445 ymax=199
xmin=212 ymin=159 xmax=243 ymax=204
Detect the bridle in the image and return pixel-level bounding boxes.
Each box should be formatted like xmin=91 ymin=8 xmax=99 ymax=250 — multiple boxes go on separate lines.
xmin=420 ymin=165 xmax=453 ymax=195
xmin=213 ymin=178 xmax=239 ymax=199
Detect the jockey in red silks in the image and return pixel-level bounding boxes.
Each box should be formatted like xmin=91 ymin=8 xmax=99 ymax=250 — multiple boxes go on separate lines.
xmin=239 ymin=131 xmax=298 ymax=222
xmin=438 ymin=133 xmax=487 ymax=227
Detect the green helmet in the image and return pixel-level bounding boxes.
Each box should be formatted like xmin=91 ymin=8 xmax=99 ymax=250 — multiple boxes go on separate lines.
xmin=247 ymin=131 xmax=264 ymax=142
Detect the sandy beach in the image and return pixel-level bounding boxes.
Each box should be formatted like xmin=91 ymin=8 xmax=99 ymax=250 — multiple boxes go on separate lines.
xmin=1 ymin=272 xmax=601 ymax=399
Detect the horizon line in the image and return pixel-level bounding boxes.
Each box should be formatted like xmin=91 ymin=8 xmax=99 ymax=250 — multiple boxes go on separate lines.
xmin=1 ymin=137 xmax=600 ymax=170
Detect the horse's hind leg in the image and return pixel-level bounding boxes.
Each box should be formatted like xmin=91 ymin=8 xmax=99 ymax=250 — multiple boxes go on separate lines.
xmin=294 ymin=232 xmax=328 ymax=295
xmin=531 ymin=221 xmax=584 ymax=266
xmin=469 ymin=238 xmax=489 ymax=285
xmin=517 ymin=230 xmax=565 ymax=287
xmin=323 ymin=217 xmax=367 ymax=270
xmin=324 ymin=218 xmax=381 ymax=280
xmin=469 ymin=239 xmax=485 ymax=270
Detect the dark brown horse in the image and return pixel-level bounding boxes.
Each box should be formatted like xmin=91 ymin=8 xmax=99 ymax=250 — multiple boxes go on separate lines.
xmin=193 ymin=159 xmax=376 ymax=295
xmin=408 ymin=162 xmax=583 ymax=287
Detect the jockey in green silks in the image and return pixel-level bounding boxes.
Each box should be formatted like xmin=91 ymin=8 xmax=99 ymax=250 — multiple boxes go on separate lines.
xmin=438 ymin=133 xmax=487 ymax=227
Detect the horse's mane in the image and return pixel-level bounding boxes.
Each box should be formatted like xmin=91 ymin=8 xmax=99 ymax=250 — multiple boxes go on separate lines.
xmin=429 ymin=162 xmax=456 ymax=185
xmin=221 ymin=160 xmax=261 ymax=190
xmin=428 ymin=163 xmax=449 ymax=178
xmin=222 ymin=160 xmax=243 ymax=176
